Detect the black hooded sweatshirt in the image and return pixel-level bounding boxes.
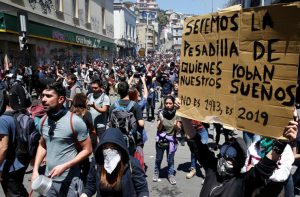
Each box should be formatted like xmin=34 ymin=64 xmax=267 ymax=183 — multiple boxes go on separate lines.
xmin=83 ymin=128 xmax=149 ymax=197
xmin=188 ymin=134 xmax=278 ymax=197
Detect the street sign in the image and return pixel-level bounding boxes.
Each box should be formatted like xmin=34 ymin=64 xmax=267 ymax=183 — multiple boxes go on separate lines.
xmin=17 ymin=11 xmax=28 ymax=34
xmin=139 ymin=48 xmax=145 ymax=57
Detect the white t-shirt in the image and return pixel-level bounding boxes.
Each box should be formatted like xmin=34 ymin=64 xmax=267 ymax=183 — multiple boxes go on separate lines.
xmin=88 ymin=93 xmax=110 ymax=128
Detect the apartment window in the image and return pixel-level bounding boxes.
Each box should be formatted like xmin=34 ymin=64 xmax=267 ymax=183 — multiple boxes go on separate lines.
xmin=56 ymin=0 xmax=64 ymax=12
xmin=126 ymin=22 xmax=128 ymax=36
xmin=251 ymin=0 xmax=261 ymax=7
xmin=73 ymin=0 xmax=78 ymax=18
xmin=85 ymin=0 xmax=91 ymax=23
xmin=102 ymin=7 xmax=106 ymax=30
xmin=132 ymin=27 xmax=135 ymax=39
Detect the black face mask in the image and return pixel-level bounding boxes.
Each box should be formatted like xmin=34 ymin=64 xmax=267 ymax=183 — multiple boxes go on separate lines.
xmin=163 ymin=108 xmax=176 ymax=120
xmin=93 ymin=92 xmax=102 ymax=99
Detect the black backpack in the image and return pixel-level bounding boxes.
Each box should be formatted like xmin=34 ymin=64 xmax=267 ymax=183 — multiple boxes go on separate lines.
xmin=109 ymin=100 xmax=140 ymax=155
xmin=5 ymin=111 xmax=40 ymax=162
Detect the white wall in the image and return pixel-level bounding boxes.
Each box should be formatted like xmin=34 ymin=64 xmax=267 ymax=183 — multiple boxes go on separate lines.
xmin=114 ymin=5 xmax=136 ymax=43
xmin=1 ymin=0 xmax=114 ymax=41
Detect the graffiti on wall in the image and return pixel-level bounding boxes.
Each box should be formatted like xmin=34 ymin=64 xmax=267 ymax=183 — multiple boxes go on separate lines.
xmin=28 ymin=0 xmax=54 ymax=14
xmin=106 ymin=24 xmax=114 ymax=38
xmin=91 ymin=17 xmax=100 ymax=32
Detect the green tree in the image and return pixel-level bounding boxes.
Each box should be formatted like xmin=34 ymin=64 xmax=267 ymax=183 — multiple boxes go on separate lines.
xmin=157 ymin=9 xmax=168 ymax=28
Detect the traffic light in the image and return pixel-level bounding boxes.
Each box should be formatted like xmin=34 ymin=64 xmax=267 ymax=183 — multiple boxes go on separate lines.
xmin=19 ymin=35 xmax=28 ymax=51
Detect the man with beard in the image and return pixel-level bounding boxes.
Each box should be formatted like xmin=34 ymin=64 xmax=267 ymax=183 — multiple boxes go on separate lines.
xmin=87 ymin=79 xmax=110 ymax=141
xmin=32 ymin=82 xmax=92 ymax=196
xmin=65 ymin=73 xmax=82 ymax=109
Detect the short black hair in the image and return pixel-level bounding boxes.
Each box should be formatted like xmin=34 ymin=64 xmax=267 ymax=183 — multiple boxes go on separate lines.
xmin=67 ymin=73 xmax=77 ymax=82
xmin=91 ymin=79 xmax=102 ymax=87
xmin=46 ymin=82 xmax=66 ymax=97
xmin=117 ymin=81 xmax=129 ymax=99
xmin=164 ymin=95 xmax=175 ymax=104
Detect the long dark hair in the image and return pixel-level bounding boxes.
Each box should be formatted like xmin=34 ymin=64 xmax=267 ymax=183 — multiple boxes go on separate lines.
xmin=99 ymin=160 xmax=125 ymax=191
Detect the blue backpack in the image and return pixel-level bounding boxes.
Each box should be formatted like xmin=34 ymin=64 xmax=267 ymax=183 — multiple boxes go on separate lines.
xmin=5 ymin=111 xmax=40 ymax=161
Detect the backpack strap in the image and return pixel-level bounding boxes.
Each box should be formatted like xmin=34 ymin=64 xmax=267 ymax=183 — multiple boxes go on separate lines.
xmin=70 ymin=112 xmax=81 ymax=151
xmin=40 ymin=115 xmax=48 ymax=133
xmin=114 ymin=99 xmax=120 ymax=108
xmin=126 ymin=101 xmax=135 ymax=112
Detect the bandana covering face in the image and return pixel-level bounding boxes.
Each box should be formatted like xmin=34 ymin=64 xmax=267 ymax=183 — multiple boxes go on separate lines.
xmin=103 ymin=148 xmax=121 ymax=174
xmin=163 ymin=108 xmax=176 ymax=120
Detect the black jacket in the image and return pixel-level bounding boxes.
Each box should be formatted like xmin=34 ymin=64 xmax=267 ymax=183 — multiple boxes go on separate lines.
xmin=188 ymin=134 xmax=278 ymax=197
xmin=83 ymin=128 xmax=149 ymax=197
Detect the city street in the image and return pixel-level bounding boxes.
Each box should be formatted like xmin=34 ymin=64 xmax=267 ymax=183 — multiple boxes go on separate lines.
xmin=1 ymin=96 xmax=299 ymax=197
xmin=12 ymin=96 xmax=210 ymax=197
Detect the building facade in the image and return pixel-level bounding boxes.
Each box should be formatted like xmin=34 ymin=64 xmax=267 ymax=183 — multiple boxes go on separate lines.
xmin=159 ymin=10 xmax=185 ymax=53
xmin=114 ymin=1 xmax=137 ymax=58
xmin=135 ymin=0 xmax=159 ymax=55
xmin=0 ymin=0 xmax=115 ymax=67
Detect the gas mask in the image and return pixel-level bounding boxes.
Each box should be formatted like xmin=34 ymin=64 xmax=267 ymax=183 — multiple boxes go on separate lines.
xmin=103 ymin=148 xmax=121 ymax=174
xmin=217 ymin=157 xmax=235 ymax=178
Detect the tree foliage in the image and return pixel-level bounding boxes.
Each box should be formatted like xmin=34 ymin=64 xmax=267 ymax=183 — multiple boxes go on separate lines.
xmin=157 ymin=9 xmax=169 ymax=28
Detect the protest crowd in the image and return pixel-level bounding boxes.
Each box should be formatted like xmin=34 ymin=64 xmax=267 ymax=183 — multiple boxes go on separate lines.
xmin=0 ymin=52 xmax=299 ymax=197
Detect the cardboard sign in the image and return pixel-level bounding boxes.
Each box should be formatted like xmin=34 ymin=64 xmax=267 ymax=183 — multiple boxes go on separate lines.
xmin=177 ymin=3 xmax=300 ymax=139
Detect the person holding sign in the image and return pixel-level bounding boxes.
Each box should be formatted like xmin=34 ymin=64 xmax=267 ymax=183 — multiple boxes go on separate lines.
xmin=180 ymin=114 xmax=297 ymax=197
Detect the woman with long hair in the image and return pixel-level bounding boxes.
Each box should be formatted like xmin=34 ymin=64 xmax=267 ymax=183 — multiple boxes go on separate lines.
xmin=80 ymin=128 xmax=149 ymax=197
xmin=153 ymin=95 xmax=181 ymax=185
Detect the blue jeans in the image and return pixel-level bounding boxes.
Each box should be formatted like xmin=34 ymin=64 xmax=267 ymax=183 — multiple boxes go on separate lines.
xmin=243 ymin=131 xmax=261 ymax=148
xmin=284 ymin=174 xmax=294 ymax=197
xmin=154 ymin=144 xmax=175 ymax=176
xmin=293 ymin=160 xmax=300 ymax=186
xmin=191 ymin=128 xmax=208 ymax=169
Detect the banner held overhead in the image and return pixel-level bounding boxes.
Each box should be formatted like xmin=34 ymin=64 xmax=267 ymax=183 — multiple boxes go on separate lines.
xmin=177 ymin=2 xmax=300 ymax=139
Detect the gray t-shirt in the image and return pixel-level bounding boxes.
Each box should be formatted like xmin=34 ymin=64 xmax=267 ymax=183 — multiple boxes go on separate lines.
xmin=40 ymin=112 xmax=88 ymax=182
xmin=88 ymin=93 xmax=110 ymax=129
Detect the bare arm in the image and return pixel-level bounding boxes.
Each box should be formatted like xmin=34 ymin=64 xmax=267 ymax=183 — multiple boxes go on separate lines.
xmin=49 ymin=137 xmax=92 ymax=178
xmin=138 ymin=119 xmax=145 ymax=128
xmin=0 ymin=134 xmax=9 ymax=166
xmin=266 ymin=120 xmax=298 ymax=161
xmin=90 ymin=104 xmax=109 ymax=113
xmin=32 ymin=137 xmax=47 ymax=182
xmin=128 ymin=75 xmax=134 ymax=86
xmin=140 ymin=76 xmax=148 ymax=99
xmin=157 ymin=119 xmax=163 ymax=131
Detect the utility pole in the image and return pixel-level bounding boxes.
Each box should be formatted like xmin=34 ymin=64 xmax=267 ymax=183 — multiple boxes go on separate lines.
xmin=145 ymin=12 xmax=149 ymax=56
xmin=18 ymin=11 xmax=28 ymax=51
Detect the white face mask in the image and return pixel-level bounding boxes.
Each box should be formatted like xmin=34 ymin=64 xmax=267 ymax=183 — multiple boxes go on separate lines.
xmin=103 ymin=148 xmax=121 ymax=174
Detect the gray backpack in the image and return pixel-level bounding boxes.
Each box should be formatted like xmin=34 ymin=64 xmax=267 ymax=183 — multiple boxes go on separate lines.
xmin=109 ymin=100 xmax=138 ymax=154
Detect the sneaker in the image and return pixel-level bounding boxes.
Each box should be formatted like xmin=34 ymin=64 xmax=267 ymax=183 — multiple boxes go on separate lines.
xmin=180 ymin=139 xmax=185 ymax=146
xmin=153 ymin=173 xmax=159 ymax=182
xmin=168 ymin=175 xmax=176 ymax=185
xmin=186 ymin=168 xmax=196 ymax=179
